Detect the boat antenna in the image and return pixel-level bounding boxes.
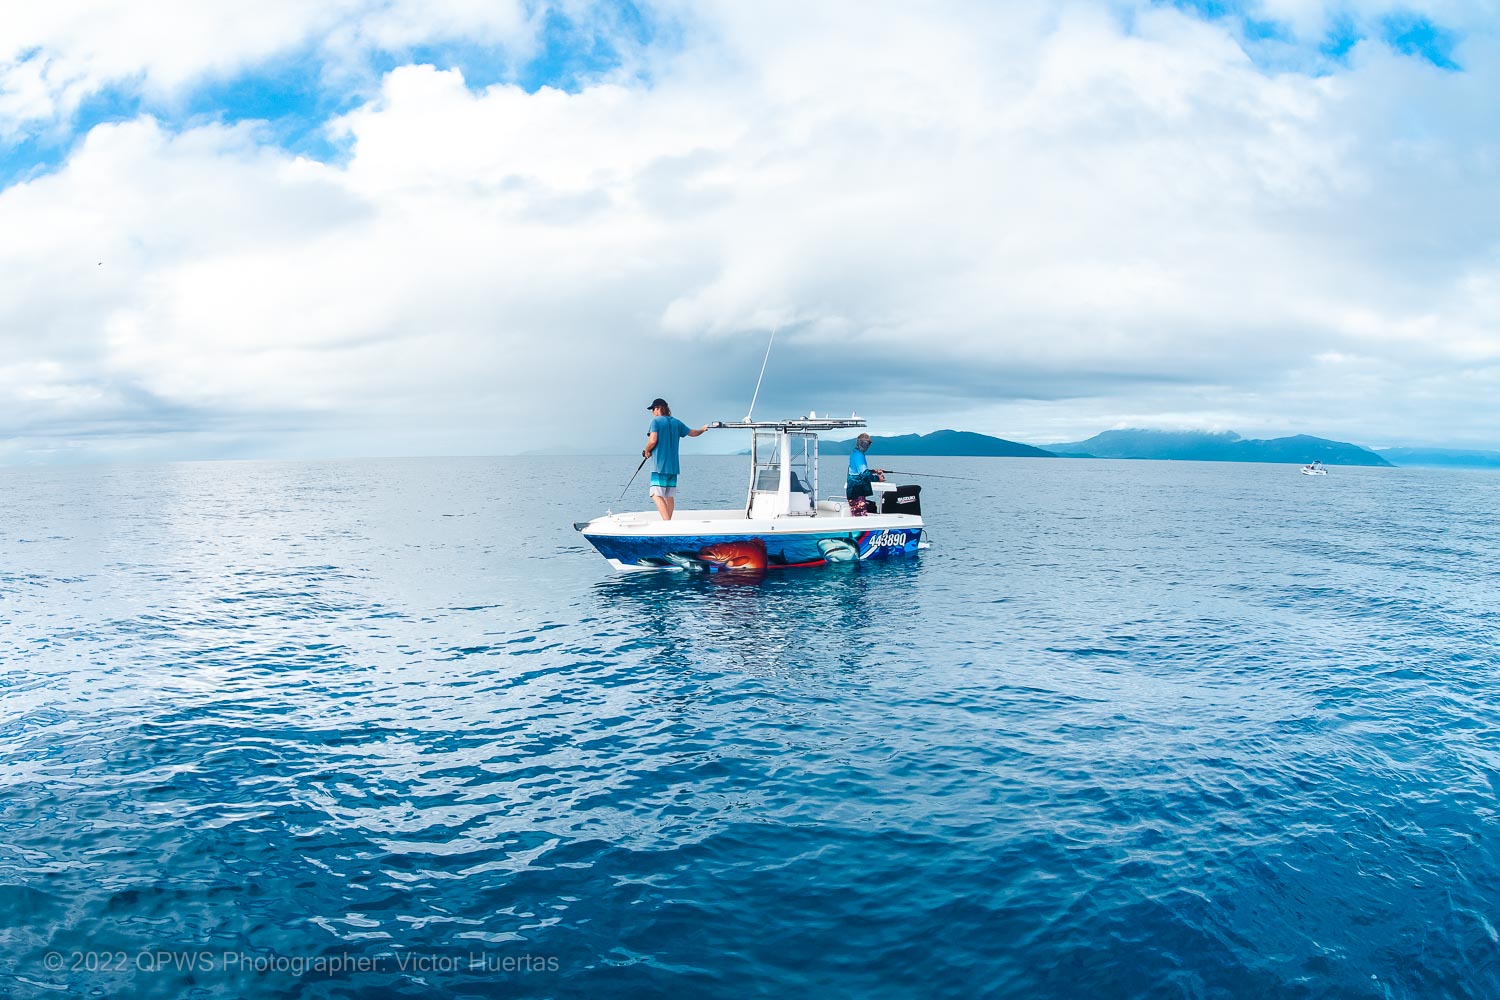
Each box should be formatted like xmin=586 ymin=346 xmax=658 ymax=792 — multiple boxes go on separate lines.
xmin=744 ymin=322 xmax=779 ymax=422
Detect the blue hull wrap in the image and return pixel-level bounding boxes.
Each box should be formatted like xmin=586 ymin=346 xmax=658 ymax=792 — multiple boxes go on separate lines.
xmin=585 ymin=527 xmax=922 ymax=571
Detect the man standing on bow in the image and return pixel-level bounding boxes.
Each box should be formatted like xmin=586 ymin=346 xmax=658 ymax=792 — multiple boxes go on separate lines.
xmin=643 ymin=398 xmax=711 ymax=520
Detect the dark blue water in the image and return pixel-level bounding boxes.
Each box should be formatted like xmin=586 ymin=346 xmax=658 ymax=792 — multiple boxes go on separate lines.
xmin=3 ymin=456 xmax=1498 ymax=999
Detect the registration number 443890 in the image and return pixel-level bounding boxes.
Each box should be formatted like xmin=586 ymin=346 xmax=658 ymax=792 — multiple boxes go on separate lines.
xmin=867 ymin=531 xmax=909 ymax=549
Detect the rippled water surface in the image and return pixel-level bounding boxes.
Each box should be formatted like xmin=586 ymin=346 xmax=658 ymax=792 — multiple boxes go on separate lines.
xmin=3 ymin=456 xmax=1499 ymax=999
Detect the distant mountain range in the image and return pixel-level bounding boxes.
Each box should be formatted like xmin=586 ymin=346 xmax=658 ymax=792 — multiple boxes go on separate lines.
xmin=1045 ymin=429 xmax=1392 ymax=467
xmin=826 ymin=428 xmax=1409 ymax=467
xmin=821 ymin=429 xmax=1054 ymax=458
xmin=1372 ymin=447 xmax=1500 ymax=469
xmin=740 ymin=428 xmax=1500 ymax=470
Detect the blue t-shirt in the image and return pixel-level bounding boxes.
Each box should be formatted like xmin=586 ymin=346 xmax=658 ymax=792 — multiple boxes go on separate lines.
xmin=648 ymin=415 xmax=691 ymax=476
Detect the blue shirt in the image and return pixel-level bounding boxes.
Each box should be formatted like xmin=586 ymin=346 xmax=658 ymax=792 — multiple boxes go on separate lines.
xmin=648 ymin=416 xmax=691 ymax=476
xmin=847 ymin=448 xmax=875 ymax=498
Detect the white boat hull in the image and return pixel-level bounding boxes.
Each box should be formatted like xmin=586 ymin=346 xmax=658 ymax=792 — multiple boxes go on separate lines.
xmin=578 ymin=508 xmax=924 ymax=572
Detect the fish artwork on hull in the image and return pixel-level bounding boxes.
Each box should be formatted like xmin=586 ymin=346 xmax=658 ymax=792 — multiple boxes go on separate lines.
xmin=625 ymin=534 xmax=893 ymax=571
xmin=698 ymin=540 xmax=769 ymax=571
xmin=656 ymin=539 xmax=769 ymax=573
xmin=817 ymin=538 xmax=859 ymax=562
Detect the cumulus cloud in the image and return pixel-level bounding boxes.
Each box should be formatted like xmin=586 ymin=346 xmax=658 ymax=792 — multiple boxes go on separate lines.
xmin=1 ymin=0 xmax=1498 ymax=463
xmin=0 ymin=0 xmax=540 ymax=141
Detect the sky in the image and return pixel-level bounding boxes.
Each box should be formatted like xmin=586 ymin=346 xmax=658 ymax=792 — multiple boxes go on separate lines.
xmin=1 ymin=0 xmax=1497 ymax=464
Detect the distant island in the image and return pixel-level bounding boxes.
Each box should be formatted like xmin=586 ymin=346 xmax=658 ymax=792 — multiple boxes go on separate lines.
xmin=819 ymin=428 xmax=1397 ymax=467
xmin=821 ymin=430 xmax=1054 ymax=458
xmin=738 ymin=427 xmax=1500 ymax=469
xmin=1373 ymin=447 xmax=1500 ymax=469
xmin=1044 ymin=429 xmax=1392 ymax=467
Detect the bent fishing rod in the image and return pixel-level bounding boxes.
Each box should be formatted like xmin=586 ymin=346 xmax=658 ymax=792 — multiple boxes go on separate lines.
xmin=877 ymin=469 xmax=982 ymax=482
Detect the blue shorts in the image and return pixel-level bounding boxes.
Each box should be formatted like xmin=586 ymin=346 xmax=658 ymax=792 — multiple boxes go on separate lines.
xmin=649 ymin=473 xmax=678 ymax=498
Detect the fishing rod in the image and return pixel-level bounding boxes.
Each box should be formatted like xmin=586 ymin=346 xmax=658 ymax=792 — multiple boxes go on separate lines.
xmin=616 ymin=455 xmax=649 ymax=503
xmin=878 ymin=469 xmax=982 ymax=482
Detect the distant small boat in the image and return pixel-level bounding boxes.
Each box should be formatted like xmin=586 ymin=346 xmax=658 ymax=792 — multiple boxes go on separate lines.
xmin=1300 ymin=464 xmax=1328 ymax=476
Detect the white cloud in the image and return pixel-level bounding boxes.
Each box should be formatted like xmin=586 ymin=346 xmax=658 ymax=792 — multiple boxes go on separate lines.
xmin=0 ymin=0 xmax=540 ymax=138
xmin=2 ymin=0 xmax=1499 ymax=463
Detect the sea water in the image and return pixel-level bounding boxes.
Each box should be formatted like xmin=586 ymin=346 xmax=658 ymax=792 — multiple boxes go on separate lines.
xmin=2 ymin=456 xmax=1498 ymax=999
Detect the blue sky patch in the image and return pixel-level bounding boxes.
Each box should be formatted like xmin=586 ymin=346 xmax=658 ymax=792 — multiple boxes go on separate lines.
xmin=1318 ymin=14 xmax=1362 ymax=62
xmin=180 ymin=48 xmax=359 ymax=164
xmin=1381 ymin=11 xmax=1460 ymax=69
xmin=1150 ymin=0 xmax=1463 ymax=74
xmin=518 ymin=2 xmax=657 ymax=92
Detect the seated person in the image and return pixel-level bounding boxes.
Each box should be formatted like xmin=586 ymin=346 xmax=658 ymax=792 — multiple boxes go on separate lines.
xmin=846 ymin=433 xmax=884 ymax=516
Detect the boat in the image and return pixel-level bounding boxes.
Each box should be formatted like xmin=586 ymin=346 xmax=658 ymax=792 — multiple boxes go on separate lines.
xmin=1300 ymin=463 xmax=1328 ymax=476
xmin=574 ymin=417 xmax=925 ymax=572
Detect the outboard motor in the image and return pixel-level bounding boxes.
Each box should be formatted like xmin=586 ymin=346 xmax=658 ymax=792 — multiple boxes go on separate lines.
xmin=881 ymin=484 xmax=921 ymax=515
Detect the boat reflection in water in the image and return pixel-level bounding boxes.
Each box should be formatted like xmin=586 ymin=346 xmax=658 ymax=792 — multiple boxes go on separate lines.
xmin=590 ymin=553 xmax=924 ymax=678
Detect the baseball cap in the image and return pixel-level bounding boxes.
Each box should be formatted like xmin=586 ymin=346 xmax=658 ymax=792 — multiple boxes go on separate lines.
xmin=648 ymin=398 xmax=668 ymax=410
